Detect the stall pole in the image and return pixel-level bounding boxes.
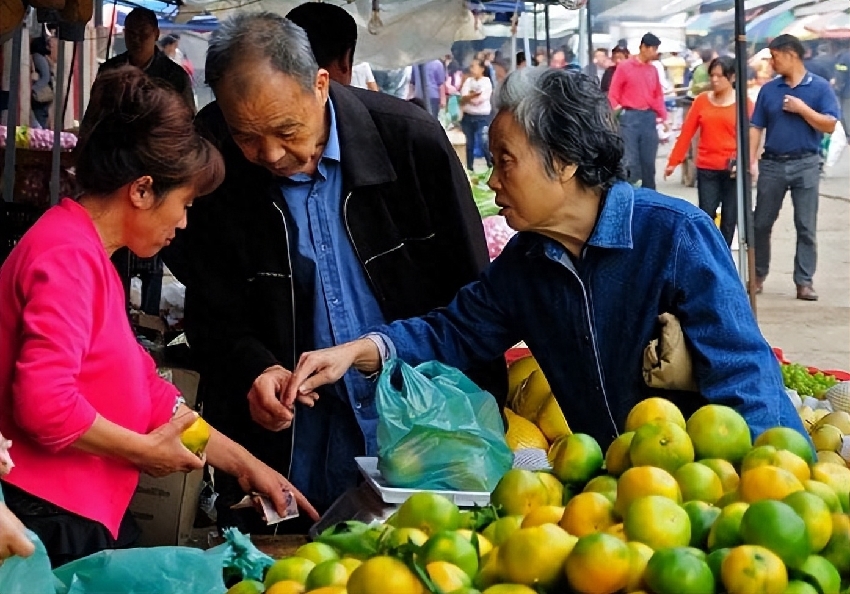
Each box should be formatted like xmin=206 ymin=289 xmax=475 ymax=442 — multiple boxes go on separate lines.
xmin=533 ymin=3 xmax=538 ymax=57
xmin=544 ymin=2 xmax=551 ymax=60
xmin=523 ymin=12 xmax=531 ymax=65
xmin=1 ymin=24 xmax=24 ymax=203
xmin=733 ymin=0 xmax=757 ymax=315
xmin=585 ymin=0 xmax=593 ymax=70
xmin=50 ymin=40 xmax=66 ymax=206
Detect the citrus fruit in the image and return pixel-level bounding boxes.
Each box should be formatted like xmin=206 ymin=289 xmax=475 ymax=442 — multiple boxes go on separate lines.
xmin=606 ymin=522 xmax=626 ymax=541
xmin=564 ymin=532 xmax=631 ymax=594
xmin=785 ymin=580 xmax=820 ymax=594
xmin=804 ymin=480 xmax=843 ymax=513
xmin=395 ymin=492 xmax=461 ymax=535
xmin=615 ymin=466 xmax=681 ymax=518
xmin=498 ymin=524 xmax=577 ymax=589
xmin=264 ymin=581 xmax=305 ymax=594
xmin=740 ymin=500 xmax=810 ymax=569
xmin=706 ymin=548 xmax=731 ymax=587
xmin=264 ymin=557 xmax=316 ymax=588
xmin=340 ymin=558 xmax=362 ymax=573
xmin=643 ymin=546 xmax=715 ymax=594
xmin=624 ymin=541 xmax=654 ymax=592
xmin=426 ymin=561 xmax=471 ymax=592
xmin=481 ymin=516 xmax=523 ymax=547
xmin=474 ymin=547 xmax=501 ymax=590
xmin=560 ymin=492 xmax=616 ymax=537
xmin=536 ymin=472 xmax=565 ymax=506
xmin=623 ymin=495 xmax=690 ymax=550
xmin=548 ymin=433 xmax=604 ymax=484
xmin=482 ymin=585 xmax=537 ymax=594
xmin=226 ymin=580 xmax=265 ymax=594
xmin=347 ymin=556 xmax=425 ymax=594
xmin=783 ymin=491 xmax=834 ymax=552
xmin=385 ymin=527 xmax=429 ymax=548
xmin=741 ymin=445 xmax=811 ymax=483
xmin=682 ymin=500 xmax=722 ymax=549
xmin=817 ymin=450 xmax=847 ymax=466
xmin=456 ymin=529 xmax=493 ymax=558
xmin=820 ymin=513 xmax=850 ymax=574
xmin=686 ymin=405 xmax=751 ymax=465
xmin=604 ymin=432 xmax=634 ymax=477
xmin=380 ymin=449 xmax=425 ymax=486
xmin=294 ymin=542 xmax=338 ymax=565
xmin=674 ymin=462 xmax=723 ymax=504
xmin=629 ymin=421 xmax=695 ymax=475
xmin=420 ymin=531 xmax=479 ymax=578
xmin=491 ymin=469 xmax=549 ymax=516
xmin=511 ymin=369 xmax=551 ymax=420
xmin=504 ymin=408 xmax=549 ymax=451
xmin=305 ymin=560 xmax=349 ymax=590
xmin=721 ymin=545 xmax=788 ymax=594
xmin=507 ymin=356 xmax=540 ymax=398
xmin=304 ymin=587 xmax=345 ymax=594
xmin=707 ymin=502 xmax=749 ymax=551
xmin=810 ymin=462 xmax=850 ymax=512
xmin=536 ymin=395 xmax=571 ymax=442
xmin=793 ymin=555 xmax=841 ymax=594
xmin=180 ymin=415 xmax=211 ymax=456
xmin=739 ymin=465 xmax=804 ymax=503
xmin=698 ymin=458 xmax=739 ymax=493
xmin=582 ymin=475 xmax=618 ymax=504
xmin=715 ymin=489 xmax=740 ymax=507
xmin=754 ymin=427 xmax=816 ymax=465
xmin=625 ymin=397 xmax=686 ymax=432
xmin=520 ymin=505 xmax=565 ymax=528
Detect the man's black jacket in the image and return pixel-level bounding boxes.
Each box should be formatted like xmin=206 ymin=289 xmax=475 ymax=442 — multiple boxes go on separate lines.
xmin=164 ymin=83 xmax=507 ymax=485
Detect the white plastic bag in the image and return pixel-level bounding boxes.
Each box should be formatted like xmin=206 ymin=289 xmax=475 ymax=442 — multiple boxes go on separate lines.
xmin=826 ymin=121 xmax=847 ymax=168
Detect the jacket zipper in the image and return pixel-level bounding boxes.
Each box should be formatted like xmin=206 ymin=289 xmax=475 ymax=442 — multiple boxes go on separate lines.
xmin=564 ymin=254 xmax=619 ymax=438
xmin=272 ymin=201 xmax=298 ymax=478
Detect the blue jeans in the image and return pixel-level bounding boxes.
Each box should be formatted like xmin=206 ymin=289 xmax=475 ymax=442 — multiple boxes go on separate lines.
xmin=697 ymin=168 xmax=737 ymax=247
xmin=619 ymin=109 xmax=659 ymax=189
xmin=461 ymin=113 xmax=492 ymax=171
xmin=754 ymin=154 xmax=820 ymax=286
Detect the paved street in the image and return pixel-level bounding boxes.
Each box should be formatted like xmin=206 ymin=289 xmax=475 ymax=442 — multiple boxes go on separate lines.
xmin=656 ymin=145 xmax=850 ymax=372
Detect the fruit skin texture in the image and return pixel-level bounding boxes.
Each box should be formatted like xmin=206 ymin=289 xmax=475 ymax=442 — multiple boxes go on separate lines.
xmin=604 ymin=431 xmax=634 ymax=477
xmin=783 ymin=490 xmax=834 ymax=553
xmin=698 ymin=458 xmax=740 ymax=493
xmin=504 ymin=408 xmax=549 ymax=451
xmin=426 ymin=561 xmax=472 ymax=593
xmin=304 ymin=560 xmax=349 ymax=590
xmin=721 ymin=545 xmax=788 ymax=594
xmin=625 ymin=397 xmax=686 ymax=432
xmin=294 ymin=542 xmax=339 ymax=565
xmin=225 ymin=580 xmax=266 ymax=594
xmin=536 ymin=472 xmax=564 ymax=506
xmin=395 ymin=492 xmax=462 ymax=536
xmin=682 ymin=500 xmax=722 ymax=549
xmin=264 ymin=581 xmax=306 ymax=594
xmin=264 ymin=557 xmax=316 ymax=588
xmin=820 ymin=513 xmax=850 ymax=575
xmin=754 ymin=426 xmax=815 ymax=465
xmin=739 ymin=500 xmax=811 ymax=569
xmin=623 ymin=495 xmax=691 ymax=550
xmin=547 ymin=433 xmax=604 ymax=485
xmin=792 ymin=555 xmax=841 ymax=594
xmin=564 ymin=532 xmax=631 ymax=594
xmin=180 ymin=416 xmax=211 ymax=456
xmin=419 ymin=531 xmax=479 ymax=578
xmin=560 ymin=492 xmax=616 ymax=537
xmin=614 ymin=465 xmax=682 ymax=518
xmin=624 ymin=540 xmax=654 ymax=592
xmin=674 ymin=461 xmax=723 ymax=504
xmin=739 ymin=465 xmax=804 ymax=503
xmin=347 ymin=556 xmax=425 ymax=594
xmin=498 ymin=524 xmax=577 ymax=589
xmin=490 ymin=469 xmax=549 ymax=516
xmin=629 ymin=420 xmax=695 ymax=475
xmin=686 ymin=405 xmax=752 ymax=465
xmin=481 ymin=516 xmax=523 ymax=547
xmin=707 ymin=502 xmax=749 ymax=551
xmin=810 ymin=462 xmax=850 ymax=513
xmin=643 ymin=546 xmax=716 ymax=594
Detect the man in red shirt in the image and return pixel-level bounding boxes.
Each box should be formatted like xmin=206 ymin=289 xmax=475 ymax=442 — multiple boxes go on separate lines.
xmin=608 ymin=33 xmax=667 ymax=189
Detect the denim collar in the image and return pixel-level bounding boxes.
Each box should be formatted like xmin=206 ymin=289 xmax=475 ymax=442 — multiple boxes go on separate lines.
xmin=523 ymin=181 xmax=635 ymax=260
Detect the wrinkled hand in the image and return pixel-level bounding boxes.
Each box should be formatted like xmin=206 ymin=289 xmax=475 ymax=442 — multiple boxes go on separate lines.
xmin=0 ymin=503 xmax=34 ymax=561
xmin=285 ymin=339 xmax=379 ymax=407
xmin=248 ymin=366 xmax=318 ymax=432
xmin=236 ymin=464 xmax=320 ymax=523
xmin=782 ymin=95 xmax=807 ymax=114
xmin=0 ymin=434 xmax=14 ymax=476
xmin=664 ymin=165 xmax=676 ymax=179
xmin=135 ymin=411 xmax=205 ymax=478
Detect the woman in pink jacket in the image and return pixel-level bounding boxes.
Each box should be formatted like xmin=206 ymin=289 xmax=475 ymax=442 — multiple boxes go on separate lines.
xmin=0 ymin=67 xmax=317 ymax=566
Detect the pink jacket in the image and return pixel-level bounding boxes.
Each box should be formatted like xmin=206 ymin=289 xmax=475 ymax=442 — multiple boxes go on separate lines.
xmin=0 ymin=199 xmax=177 ymax=538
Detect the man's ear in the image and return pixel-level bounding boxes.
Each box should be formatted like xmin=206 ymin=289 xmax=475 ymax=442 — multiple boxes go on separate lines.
xmin=129 ymin=176 xmax=156 ymax=210
xmin=558 ymin=163 xmax=579 ymax=184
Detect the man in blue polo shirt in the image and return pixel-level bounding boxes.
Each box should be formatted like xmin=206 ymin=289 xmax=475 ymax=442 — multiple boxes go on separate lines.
xmin=750 ymin=34 xmax=839 ymax=301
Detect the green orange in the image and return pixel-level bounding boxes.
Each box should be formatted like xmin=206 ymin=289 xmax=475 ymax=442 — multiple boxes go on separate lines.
xmin=644 ymin=546 xmax=716 ymax=594
xmin=419 ymin=531 xmax=479 ymax=578
xmin=683 ymin=500 xmax=722 ymax=549
xmin=707 ymin=502 xmax=749 ymax=551
xmin=629 ymin=421 xmax=695 ymax=475
xmin=623 ymin=495 xmax=691 ymax=550
xmin=490 ymin=469 xmax=549 ymax=516
xmin=754 ymin=427 xmax=815 ymax=466
xmin=739 ymin=500 xmax=810 ymax=569
xmin=686 ymin=405 xmax=752 ymax=465
xmin=548 ymin=433 xmax=604 ymax=485
xmin=675 ymin=462 xmax=723 ymax=504
xmin=783 ymin=491 xmax=834 ymax=553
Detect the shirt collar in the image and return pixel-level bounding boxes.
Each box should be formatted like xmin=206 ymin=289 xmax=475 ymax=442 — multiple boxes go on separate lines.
xmin=285 ymin=99 xmax=340 ymax=183
xmin=778 ymin=72 xmax=813 ymax=87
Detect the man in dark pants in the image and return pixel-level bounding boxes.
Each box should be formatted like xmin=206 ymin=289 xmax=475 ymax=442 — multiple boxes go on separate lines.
xmin=608 ymin=33 xmax=667 ymax=189
xmin=750 ymin=35 xmax=839 ymax=301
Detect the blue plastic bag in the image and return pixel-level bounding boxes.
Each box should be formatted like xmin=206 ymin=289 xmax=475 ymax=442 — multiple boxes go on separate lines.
xmin=376 ymin=359 xmax=512 ymax=492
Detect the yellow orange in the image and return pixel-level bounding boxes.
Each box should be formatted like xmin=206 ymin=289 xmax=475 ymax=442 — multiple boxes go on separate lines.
xmin=560 ymin=492 xmax=617 ymax=537
xmin=698 ymin=458 xmax=740 ymax=494
xmin=498 ymin=524 xmax=578 ymax=589
xmin=741 ymin=445 xmax=811 ymax=483
xmin=783 ymin=491 xmax=834 ymax=553
xmin=605 ymin=432 xmax=634 ymax=477
xmin=536 ymin=472 xmax=565 ymax=506
xmin=615 ymin=466 xmax=682 ymax=518
xmin=624 ymin=541 xmax=654 ymax=593
xmin=810 ymin=462 xmax=850 ymax=513
xmin=674 ymin=461 xmax=723 ymax=504
xmin=536 ymin=395 xmax=571 ymax=442
xmin=504 ymin=408 xmax=549 ymax=451
xmin=347 ymin=556 xmax=425 ymax=594
xmin=490 ymin=469 xmax=549 ymax=516
xmin=686 ymin=405 xmax=752 ymax=465
xmin=548 ymin=433 xmax=604 ymax=485
xmin=625 ymin=397 xmax=687 ymax=432
xmin=520 ymin=505 xmax=565 ymax=528
xmin=739 ymin=465 xmax=804 ymax=503
xmin=623 ymin=495 xmax=691 ymax=550
xmin=629 ymin=421 xmax=695 ymax=475
xmin=721 ymin=545 xmax=788 ymax=594
xmin=564 ymin=533 xmax=631 ymax=594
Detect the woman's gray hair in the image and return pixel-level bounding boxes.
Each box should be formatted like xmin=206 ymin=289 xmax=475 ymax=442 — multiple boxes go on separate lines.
xmin=205 ymin=12 xmax=318 ymax=93
xmin=495 ymin=67 xmax=625 ymax=188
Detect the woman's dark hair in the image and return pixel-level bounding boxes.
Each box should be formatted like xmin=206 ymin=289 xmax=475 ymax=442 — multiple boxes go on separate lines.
xmin=76 ymin=67 xmax=224 ymax=200
xmin=611 ymin=46 xmax=628 ymax=58
xmin=708 ymin=56 xmax=737 ymax=83
xmin=30 ymin=36 xmax=50 ymax=56
xmin=495 ymin=68 xmax=625 ymax=188
xmin=158 ymin=34 xmax=179 ymax=50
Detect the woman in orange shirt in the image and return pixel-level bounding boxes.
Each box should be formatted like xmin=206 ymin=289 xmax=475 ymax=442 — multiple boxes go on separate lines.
xmin=665 ymin=57 xmax=753 ymax=246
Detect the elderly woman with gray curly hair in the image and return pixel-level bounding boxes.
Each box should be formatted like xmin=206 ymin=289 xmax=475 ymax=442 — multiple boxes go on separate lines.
xmin=284 ymin=67 xmax=806 ymax=450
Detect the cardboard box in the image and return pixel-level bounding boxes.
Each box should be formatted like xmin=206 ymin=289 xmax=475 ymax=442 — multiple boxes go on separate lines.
xmin=128 ymin=367 xmax=204 ymax=547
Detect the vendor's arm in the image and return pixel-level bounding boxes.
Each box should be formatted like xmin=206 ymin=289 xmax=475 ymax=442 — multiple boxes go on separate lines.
xmin=194 ymin=404 xmax=319 ymax=521
xmin=671 ymin=212 xmax=807 ymax=439
xmin=0 ymin=503 xmax=35 ymax=560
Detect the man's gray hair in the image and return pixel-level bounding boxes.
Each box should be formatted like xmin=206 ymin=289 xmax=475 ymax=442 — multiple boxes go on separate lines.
xmin=205 ymin=12 xmax=318 ymax=93
xmin=495 ymin=67 xmax=625 ymax=188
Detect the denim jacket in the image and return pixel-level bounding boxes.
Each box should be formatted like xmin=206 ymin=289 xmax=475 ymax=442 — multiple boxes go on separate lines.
xmin=379 ymin=182 xmax=805 ymax=450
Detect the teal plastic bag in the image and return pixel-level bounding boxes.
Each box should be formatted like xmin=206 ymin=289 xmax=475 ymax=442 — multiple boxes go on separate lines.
xmin=376 ymin=359 xmax=512 ymax=492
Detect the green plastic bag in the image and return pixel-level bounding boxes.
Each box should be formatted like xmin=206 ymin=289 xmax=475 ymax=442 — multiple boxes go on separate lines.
xmin=376 ymin=359 xmax=512 ymax=492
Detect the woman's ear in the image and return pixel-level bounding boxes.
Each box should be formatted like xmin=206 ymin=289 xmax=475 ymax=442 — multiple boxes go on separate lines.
xmin=128 ymin=176 xmax=156 ymax=210
xmin=558 ymin=163 xmax=579 ymax=184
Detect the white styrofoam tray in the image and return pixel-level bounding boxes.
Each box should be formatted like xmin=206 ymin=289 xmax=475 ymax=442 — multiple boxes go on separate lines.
xmin=355 ymin=449 xmax=551 ymax=508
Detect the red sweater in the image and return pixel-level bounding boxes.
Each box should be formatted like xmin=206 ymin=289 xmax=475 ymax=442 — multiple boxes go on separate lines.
xmin=0 ymin=199 xmax=177 ymax=538
xmin=608 ymin=58 xmax=667 ymax=121
xmin=668 ymin=92 xmax=754 ymax=171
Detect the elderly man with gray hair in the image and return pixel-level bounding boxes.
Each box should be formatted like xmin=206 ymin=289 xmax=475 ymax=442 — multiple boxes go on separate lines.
xmin=163 ymin=12 xmax=505 ymax=532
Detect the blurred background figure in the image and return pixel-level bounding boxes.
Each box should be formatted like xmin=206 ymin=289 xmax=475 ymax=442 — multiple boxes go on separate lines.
xmin=29 ymin=36 xmax=53 ymax=129
xmin=601 ymin=46 xmax=628 ymax=94
xmin=587 ymin=47 xmax=610 ymax=84
xmin=689 ymin=47 xmax=717 ymax=97
xmin=805 ymin=44 xmax=835 ymax=83
xmin=516 ymin=51 xmax=527 ymax=69
xmin=287 ymin=2 xmax=357 ymax=85
xmin=351 ymin=62 xmax=379 ymax=91
xmin=662 ymin=51 xmax=688 ymax=93
xmin=460 ymin=57 xmax=493 ymax=173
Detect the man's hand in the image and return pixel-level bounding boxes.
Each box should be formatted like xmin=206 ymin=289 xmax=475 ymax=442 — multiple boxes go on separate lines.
xmin=782 ymin=95 xmax=807 ymax=114
xmin=134 ymin=411 xmax=205 ymax=477
xmin=0 ymin=503 xmax=34 ymax=561
xmin=236 ymin=465 xmax=320 ymax=523
xmin=285 ymin=339 xmax=381 ymax=407
xmin=248 ymin=366 xmax=299 ymax=432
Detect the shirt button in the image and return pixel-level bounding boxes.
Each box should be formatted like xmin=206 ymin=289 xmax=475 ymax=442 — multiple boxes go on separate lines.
xmin=354 ymin=402 xmax=362 ymax=410
xmin=321 ymin=244 xmax=327 ymax=251
xmin=583 ymin=335 xmax=590 ymax=344
xmin=332 ymin=298 xmax=340 ymax=305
